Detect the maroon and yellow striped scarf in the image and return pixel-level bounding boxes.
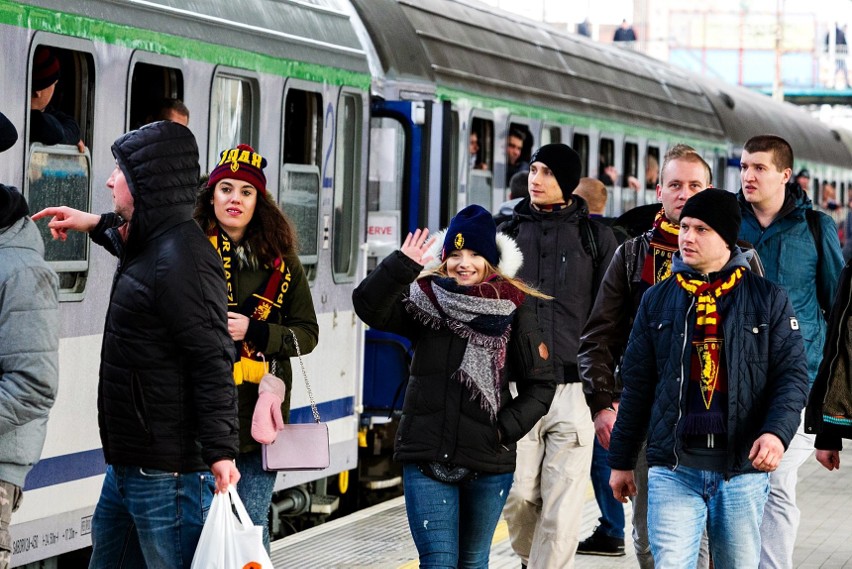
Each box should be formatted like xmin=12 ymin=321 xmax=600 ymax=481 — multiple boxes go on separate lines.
xmin=676 ymin=267 xmax=744 ymax=434
xmin=640 ymin=209 xmax=680 ymax=287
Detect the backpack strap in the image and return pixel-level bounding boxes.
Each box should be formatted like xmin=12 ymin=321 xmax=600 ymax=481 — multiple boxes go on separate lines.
xmin=580 ymin=216 xmax=602 ymax=271
xmin=805 ymin=208 xmax=829 ymax=316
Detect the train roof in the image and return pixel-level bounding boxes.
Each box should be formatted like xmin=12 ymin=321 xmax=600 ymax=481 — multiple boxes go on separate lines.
xmin=16 ymin=0 xmax=370 ymax=76
xmin=696 ymin=77 xmax=852 ymax=167
xmin=351 ymin=0 xmax=724 ymax=139
xmin=352 ymin=0 xmax=852 ymax=168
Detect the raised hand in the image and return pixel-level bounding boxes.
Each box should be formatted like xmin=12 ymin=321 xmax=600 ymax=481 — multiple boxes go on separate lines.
xmin=400 ymin=228 xmax=436 ymax=266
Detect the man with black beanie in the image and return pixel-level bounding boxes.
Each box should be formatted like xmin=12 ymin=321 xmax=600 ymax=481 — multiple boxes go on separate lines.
xmin=608 ymin=189 xmax=809 ymax=567
xmin=0 ymin=111 xmax=59 ymax=569
xmin=501 ymin=143 xmax=617 ymax=568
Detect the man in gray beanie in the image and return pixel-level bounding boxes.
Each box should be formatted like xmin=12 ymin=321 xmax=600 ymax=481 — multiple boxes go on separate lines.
xmin=609 ymin=188 xmax=809 ymax=567
xmin=501 ymin=143 xmax=617 ymax=568
xmin=0 ymin=111 xmax=59 ymax=569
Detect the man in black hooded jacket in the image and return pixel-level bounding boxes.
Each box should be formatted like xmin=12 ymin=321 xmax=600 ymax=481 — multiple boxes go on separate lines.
xmin=33 ymin=121 xmax=239 ymax=569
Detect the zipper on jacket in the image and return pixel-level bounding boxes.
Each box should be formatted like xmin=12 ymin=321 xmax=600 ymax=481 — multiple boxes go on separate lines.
xmin=673 ymin=296 xmax=696 ymax=470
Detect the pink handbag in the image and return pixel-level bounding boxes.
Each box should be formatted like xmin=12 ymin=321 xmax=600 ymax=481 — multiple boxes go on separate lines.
xmin=261 ymin=330 xmax=330 ymax=471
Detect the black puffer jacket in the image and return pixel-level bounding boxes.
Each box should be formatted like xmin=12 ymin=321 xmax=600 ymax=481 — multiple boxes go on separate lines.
xmin=352 ymin=251 xmax=555 ymax=473
xmin=608 ymin=251 xmax=809 ymax=476
xmin=501 ymin=196 xmax=617 ymax=383
xmin=96 ymin=121 xmax=238 ymax=472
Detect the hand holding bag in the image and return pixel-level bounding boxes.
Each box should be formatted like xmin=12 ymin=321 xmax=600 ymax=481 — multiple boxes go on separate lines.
xmin=261 ymin=329 xmax=330 ymax=471
xmin=190 ymin=486 xmax=273 ymax=569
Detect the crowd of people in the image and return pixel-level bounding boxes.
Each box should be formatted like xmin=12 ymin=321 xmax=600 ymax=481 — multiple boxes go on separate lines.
xmin=4 ymin=57 xmax=852 ymax=569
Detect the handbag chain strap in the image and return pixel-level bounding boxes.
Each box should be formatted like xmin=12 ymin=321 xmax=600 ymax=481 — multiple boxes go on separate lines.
xmin=288 ymin=328 xmax=322 ymax=424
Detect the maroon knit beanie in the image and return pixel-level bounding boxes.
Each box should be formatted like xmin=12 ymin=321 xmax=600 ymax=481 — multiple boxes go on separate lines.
xmin=207 ymin=144 xmax=267 ymax=194
xmin=32 ymin=46 xmax=61 ymax=92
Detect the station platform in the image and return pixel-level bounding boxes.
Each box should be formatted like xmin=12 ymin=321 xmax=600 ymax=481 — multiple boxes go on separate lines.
xmin=271 ymin=457 xmax=850 ymax=568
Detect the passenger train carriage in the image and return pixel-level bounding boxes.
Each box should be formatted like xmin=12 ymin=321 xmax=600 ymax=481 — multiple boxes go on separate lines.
xmin=1 ymin=0 xmax=852 ymax=566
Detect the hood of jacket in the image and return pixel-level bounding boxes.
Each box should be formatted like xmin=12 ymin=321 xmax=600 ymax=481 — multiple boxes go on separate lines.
xmin=111 ymin=120 xmax=200 ymax=254
xmin=737 ymin=181 xmax=813 ymax=223
xmin=670 ymin=246 xmax=752 ymax=277
xmin=511 ymin=194 xmax=590 ymax=223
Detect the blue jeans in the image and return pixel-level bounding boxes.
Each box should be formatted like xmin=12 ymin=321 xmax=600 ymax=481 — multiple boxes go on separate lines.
xmin=89 ymin=465 xmax=215 ymax=569
xmin=403 ymin=463 xmax=513 ymax=569
xmin=648 ymin=465 xmax=770 ymax=569
xmin=236 ymin=449 xmax=277 ymax=550
xmin=591 ymin=438 xmax=625 ymax=539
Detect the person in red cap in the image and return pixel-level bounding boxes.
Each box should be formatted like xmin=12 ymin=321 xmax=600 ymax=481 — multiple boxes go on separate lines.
xmin=194 ymin=144 xmax=319 ymax=550
xmin=29 ymin=46 xmax=85 ymax=152
xmin=353 ymin=205 xmax=555 ymax=567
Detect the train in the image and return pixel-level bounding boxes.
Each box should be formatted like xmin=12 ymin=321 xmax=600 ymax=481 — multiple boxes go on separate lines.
xmin=1 ymin=0 xmax=851 ymax=566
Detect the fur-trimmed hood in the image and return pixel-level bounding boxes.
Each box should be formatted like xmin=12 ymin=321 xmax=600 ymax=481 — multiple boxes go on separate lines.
xmin=423 ymin=228 xmax=524 ymax=278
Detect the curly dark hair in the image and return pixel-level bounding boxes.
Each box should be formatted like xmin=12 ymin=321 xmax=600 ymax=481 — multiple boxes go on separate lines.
xmin=194 ymin=175 xmax=298 ymax=265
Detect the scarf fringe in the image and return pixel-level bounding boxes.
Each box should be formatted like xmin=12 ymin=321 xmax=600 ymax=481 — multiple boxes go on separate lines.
xmin=453 ymin=368 xmax=501 ymax=422
xmin=403 ymin=298 xmax=444 ymax=330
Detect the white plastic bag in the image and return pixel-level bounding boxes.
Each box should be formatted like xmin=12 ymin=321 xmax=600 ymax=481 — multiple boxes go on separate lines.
xmin=190 ymin=486 xmax=273 ymax=569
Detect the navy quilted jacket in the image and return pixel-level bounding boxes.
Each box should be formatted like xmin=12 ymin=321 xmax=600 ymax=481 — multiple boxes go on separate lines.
xmin=608 ymin=250 xmax=809 ymax=476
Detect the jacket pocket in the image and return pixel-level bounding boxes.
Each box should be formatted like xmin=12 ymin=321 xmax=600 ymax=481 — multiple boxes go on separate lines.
xmin=743 ymin=321 xmax=770 ymax=363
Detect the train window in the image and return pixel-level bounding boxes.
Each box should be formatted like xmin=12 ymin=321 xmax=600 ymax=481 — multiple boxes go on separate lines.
xmin=366 ymin=117 xmax=406 ymax=271
xmin=599 ymin=138 xmax=616 ymax=185
xmin=469 ymin=116 xmax=493 ymax=210
xmin=281 ymin=88 xmax=323 ymax=276
xmin=209 ymin=74 xmax=256 ymax=169
xmin=128 ymin=62 xmax=184 ymax=130
xmin=622 ymin=142 xmax=639 ymax=212
xmin=646 ymin=146 xmax=661 ymax=205
xmin=443 ymin=108 xmax=460 ymax=226
xmin=284 ymin=89 xmax=322 ymax=166
xmin=332 ymin=92 xmax=362 ymax=282
xmin=572 ymin=133 xmax=590 ymax=177
xmin=541 ymin=125 xmax=561 ymax=146
xmin=507 ymin=122 xmax=532 ymax=187
xmin=27 ymin=44 xmax=94 ymax=299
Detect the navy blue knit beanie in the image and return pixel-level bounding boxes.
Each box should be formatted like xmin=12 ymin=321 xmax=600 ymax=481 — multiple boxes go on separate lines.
xmin=442 ymin=205 xmax=499 ymax=266
xmin=529 ymin=143 xmax=582 ymax=197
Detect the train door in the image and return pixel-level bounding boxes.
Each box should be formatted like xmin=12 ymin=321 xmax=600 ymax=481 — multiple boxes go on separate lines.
xmin=365 ymin=100 xmax=430 ymax=270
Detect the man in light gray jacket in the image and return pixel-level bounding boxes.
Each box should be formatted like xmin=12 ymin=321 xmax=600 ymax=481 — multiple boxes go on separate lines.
xmin=0 ymin=112 xmax=59 ymax=569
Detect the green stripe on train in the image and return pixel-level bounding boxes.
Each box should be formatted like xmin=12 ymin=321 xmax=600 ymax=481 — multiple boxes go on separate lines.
xmin=436 ymin=86 xmax=727 ymax=152
xmin=0 ymin=0 xmax=371 ymax=90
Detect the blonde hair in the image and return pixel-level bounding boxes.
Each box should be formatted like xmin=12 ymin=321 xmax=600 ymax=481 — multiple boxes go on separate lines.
xmin=421 ymin=259 xmax=551 ymax=299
